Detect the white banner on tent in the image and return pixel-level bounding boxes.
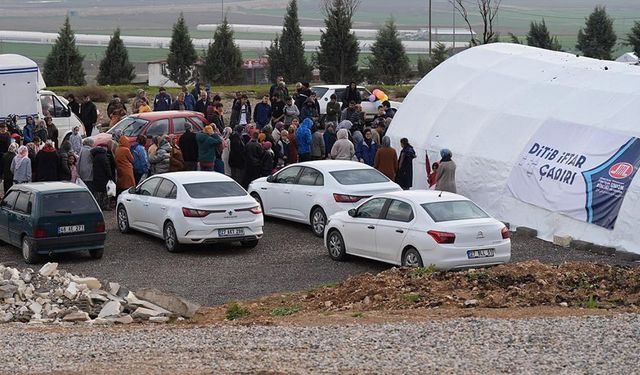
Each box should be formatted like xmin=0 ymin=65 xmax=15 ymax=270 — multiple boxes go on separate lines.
xmin=507 ymin=120 xmax=640 ymax=230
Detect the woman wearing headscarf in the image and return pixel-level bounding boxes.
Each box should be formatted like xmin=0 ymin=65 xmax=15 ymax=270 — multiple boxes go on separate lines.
xmin=115 ymin=135 xmax=136 ymax=195
xmin=34 ymin=141 xmax=60 ymax=182
xmin=58 ymin=140 xmax=73 ymax=181
xmin=229 ymin=125 xmax=246 ymax=184
xmin=374 ymin=136 xmax=398 ymax=181
xmin=1 ymin=143 xmax=19 ymax=193
xmin=220 ymin=126 xmax=233 ymax=176
xmin=168 ymin=135 xmax=185 ymax=172
xmin=330 ymin=129 xmax=355 ymax=161
xmin=149 ymin=136 xmax=172 ymax=175
xmin=287 ymin=124 xmax=298 ymax=164
xmin=436 ymin=148 xmax=457 ymax=193
xmin=396 ymin=138 xmax=416 ymax=190
xmin=10 ymin=146 xmax=32 ymax=184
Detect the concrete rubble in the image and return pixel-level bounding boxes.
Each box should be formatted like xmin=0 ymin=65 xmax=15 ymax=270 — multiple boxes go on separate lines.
xmin=0 ymin=262 xmax=200 ymax=325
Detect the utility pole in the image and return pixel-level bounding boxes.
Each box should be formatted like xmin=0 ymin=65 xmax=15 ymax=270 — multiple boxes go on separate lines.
xmin=221 ymin=0 xmax=224 ymax=23
xmin=428 ymin=0 xmax=432 ymax=55
xmin=452 ymin=0 xmax=456 ymax=50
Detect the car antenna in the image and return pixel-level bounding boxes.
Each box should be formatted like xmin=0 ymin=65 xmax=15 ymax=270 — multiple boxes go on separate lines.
xmin=438 ymin=190 xmax=443 ymax=198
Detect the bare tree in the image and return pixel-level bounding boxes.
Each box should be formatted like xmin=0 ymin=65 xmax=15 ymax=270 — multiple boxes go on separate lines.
xmin=452 ymin=0 xmax=502 ymax=46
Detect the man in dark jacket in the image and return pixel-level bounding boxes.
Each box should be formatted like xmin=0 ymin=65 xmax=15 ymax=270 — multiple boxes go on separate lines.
xmin=34 ymin=141 xmax=60 ymax=182
xmin=271 ymin=94 xmax=285 ymax=125
xmin=230 ymin=94 xmax=251 ymax=127
xmin=269 ymin=76 xmax=289 ymax=101
xmin=0 ymin=124 xmax=11 ymax=159
xmin=341 ymin=82 xmax=361 ymax=109
xmin=253 ymin=95 xmax=272 ymax=130
xmin=80 ymin=95 xmax=98 ymax=137
xmin=153 ymin=87 xmax=172 ymax=111
xmin=45 ymin=117 xmax=59 ymax=149
xmin=209 ymin=103 xmax=225 ymax=133
xmin=228 ymin=125 xmax=245 ymax=184
xmin=178 ymin=123 xmax=199 ymax=171
xmin=91 ymin=145 xmax=113 ymax=209
xmin=242 ymin=132 xmax=264 ymax=189
xmin=67 ymin=94 xmax=80 ymax=117
xmin=58 ymin=141 xmax=72 ymax=181
xmin=195 ymin=91 xmax=208 ymax=116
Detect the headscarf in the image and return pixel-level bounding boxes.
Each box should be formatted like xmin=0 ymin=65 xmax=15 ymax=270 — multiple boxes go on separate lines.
xmin=13 ymin=146 xmax=29 ymax=170
xmin=223 ymin=126 xmax=233 ymax=139
xmin=275 ymin=122 xmax=285 ymax=131
xmin=352 ymin=130 xmax=363 ymax=146
xmin=440 ymin=148 xmax=452 ymax=162
xmin=337 ymin=120 xmax=353 ymax=131
xmin=337 ymin=129 xmax=349 ymax=140
xmin=263 ymin=124 xmax=273 ymax=136
xmin=258 ymin=133 xmax=266 ymax=143
xmin=262 ymin=141 xmax=272 ymax=150
xmin=7 ymin=143 xmax=19 ymax=154
xmin=381 ymin=136 xmax=391 ymax=148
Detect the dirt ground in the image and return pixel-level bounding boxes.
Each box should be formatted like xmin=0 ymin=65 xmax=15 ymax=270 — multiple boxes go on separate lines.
xmin=187 ymin=260 xmax=640 ymax=326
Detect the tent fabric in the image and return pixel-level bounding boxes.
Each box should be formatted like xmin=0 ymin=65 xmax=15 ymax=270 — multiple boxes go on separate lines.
xmin=0 ymin=54 xmax=46 ymax=89
xmin=616 ymin=52 xmax=638 ymax=64
xmin=386 ymin=43 xmax=640 ymax=254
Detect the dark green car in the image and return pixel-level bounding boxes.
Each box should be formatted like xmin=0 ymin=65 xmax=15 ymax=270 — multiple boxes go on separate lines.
xmin=0 ymin=182 xmax=106 ymax=264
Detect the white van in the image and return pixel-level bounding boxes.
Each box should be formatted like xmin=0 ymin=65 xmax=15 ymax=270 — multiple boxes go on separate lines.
xmin=0 ymin=54 xmax=86 ymax=144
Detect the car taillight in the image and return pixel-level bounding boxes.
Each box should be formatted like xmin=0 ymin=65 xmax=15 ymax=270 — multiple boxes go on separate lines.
xmin=501 ymin=226 xmax=510 ymax=239
xmin=182 ymin=207 xmax=210 ymax=217
xmin=250 ymin=206 xmax=262 ymax=214
xmin=428 ymin=230 xmax=456 ymax=244
xmin=333 ymin=193 xmax=369 ymax=203
xmin=33 ymin=228 xmax=47 ymax=238
xmin=96 ymin=222 xmax=106 ymax=233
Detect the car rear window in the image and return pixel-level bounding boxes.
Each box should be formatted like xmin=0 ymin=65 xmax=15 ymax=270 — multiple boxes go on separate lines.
xmin=421 ymin=200 xmax=490 ymax=222
xmin=330 ymin=169 xmax=390 ymax=185
xmin=109 ymin=117 xmax=149 ymax=137
xmin=41 ymin=192 xmax=100 ymax=216
xmin=183 ymin=182 xmax=246 ymax=199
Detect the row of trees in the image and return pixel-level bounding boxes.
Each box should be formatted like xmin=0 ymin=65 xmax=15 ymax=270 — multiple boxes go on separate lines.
xmin=42 ymin=2 xmax=640 ymax=87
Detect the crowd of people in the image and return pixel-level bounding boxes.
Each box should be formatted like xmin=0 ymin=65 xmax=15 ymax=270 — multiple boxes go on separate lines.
xmin=0 ymin=78 xmax=457 ymax=209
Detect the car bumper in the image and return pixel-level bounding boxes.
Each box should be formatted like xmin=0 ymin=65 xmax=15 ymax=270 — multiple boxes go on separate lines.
xmin=32 ymin=233 xmax=106 ymax=254
xmin=419 ymin=242 xmax=511 ymax=270
xmin=177 ymin=219 xmax=264 ymax=244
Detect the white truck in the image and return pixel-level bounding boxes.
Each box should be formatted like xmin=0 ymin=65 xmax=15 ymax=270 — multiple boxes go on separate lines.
xmin=0 ymin=54 xmax=85 ymax=144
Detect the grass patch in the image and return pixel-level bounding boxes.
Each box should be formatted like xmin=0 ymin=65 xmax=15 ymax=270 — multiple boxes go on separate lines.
xmin=351 ymin=312 xmax=364 ymax=318
xmin=225 ymin=303 xmax=250 ymax=320
xmin=581 ymin=296 xmax=599 ymax=309
xmin=410 ymin=264 xmax=438 ymax=278
xmin=466 ymin=271 xmax=489 ymax=281
xmin=403 ymin=293 xmax=421 ymax=303
xmin=271 ymin=306 xmax=300 ymax=317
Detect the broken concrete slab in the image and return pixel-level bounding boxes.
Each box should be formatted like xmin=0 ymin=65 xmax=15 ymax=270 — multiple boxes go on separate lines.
xmin=62 ymin=311 xmax=90 ymax=322
xmin=135 ymin=288 xmax=201 ymax=318
xmin=70 ymin=277 xmax=101 ymax=290
xmin=553 ymin=234 xmax=572 ymax=248
xmin=131 ymin=307 xmax=164 ymax=319
xmin=98 ymin=300 xmax=123 ymax=319
xmin=38 ymin=263 xmax=58 ymax=277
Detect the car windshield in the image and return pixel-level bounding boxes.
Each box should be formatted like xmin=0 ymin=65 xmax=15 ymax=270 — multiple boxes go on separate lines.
xmin=183 ymin=181 xmax=246 ymax=198
xmin=421 ymin=200 xmax=490 ymax=222
xmin=310 ymin=87 xmax=329 ymax=98
xmin=330 ymin=169 xmax=390 ymax=185
xmin=108 ymin=117 xmax=149 ymax=137
xmin=41 ymin=192 xmax=99 ymax=215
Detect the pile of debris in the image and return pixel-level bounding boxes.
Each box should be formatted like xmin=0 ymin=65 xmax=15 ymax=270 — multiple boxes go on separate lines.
xmin=0 ymin=263 xmax=199 ymax=324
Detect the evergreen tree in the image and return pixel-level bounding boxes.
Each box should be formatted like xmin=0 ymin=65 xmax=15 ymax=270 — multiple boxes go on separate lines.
xmin=526 ymin=19 xmax=562 ymax=51
xmin=367 ymin=19 xmax=411 ymax=84
xmin=317 ymin=0 xmax=361 ymax=83
xmin=416 ymin=43 xmax=450 ymax=77
xmin=203 ymin=18 xmax=244 ymax=85
xmin=96 ymin=28 xmax=136 ymax=85
xmin=576 ymin=6 xmax=617 ymax=60
xmin=278 ymin=0 xmax=312 ymax=82
xmin=167 ymin=13 xmax=197 ymax=85
xmin=626 ymin=21 xmax=640 ymax=58
xmin=43 ymin=16 xmax=85 ymax=86
xmin=266 ymin=36 xmax=285 ymax=82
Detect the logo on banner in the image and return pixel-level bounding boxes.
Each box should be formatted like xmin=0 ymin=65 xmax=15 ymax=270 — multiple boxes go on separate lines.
xmin=609 ymin=163 xmax=634 ymax=179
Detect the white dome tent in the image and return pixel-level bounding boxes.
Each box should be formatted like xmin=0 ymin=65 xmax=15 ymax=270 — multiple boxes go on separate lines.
xmin=386 ymin=43 xmax=640 ymax=254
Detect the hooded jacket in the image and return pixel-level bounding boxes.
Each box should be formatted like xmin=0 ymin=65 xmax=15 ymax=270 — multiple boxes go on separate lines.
xmin=78 ymin=145 xmax=93 ymax=182
xmin=356 ymin=139 xmax=379 ymax=167
xmin=178 ymin=128 xmax=198 ymax=163
xmin=196 ymin=133 xmax=222 ymax=164
xmin=295 ymin=118 xmax=313 ymax=155
xmin=58 ymin=143 xmax=72 ymax=181
xmin=130 ymin=141 xmax=150 ymax=175
xmin=228 ymin=129 xmax=246 ymax=169
xmin=91 ymin=147 xmax=112 ymax=192
xmin=149 ymin=139 xmax=172 ymax=175
xmin=115 ymin=136 xmax=135 ymax=189
xmin=34 ymin=144 xmax=60 ymax=182
xmin=330 ymin=129 xmax=355 ymax=161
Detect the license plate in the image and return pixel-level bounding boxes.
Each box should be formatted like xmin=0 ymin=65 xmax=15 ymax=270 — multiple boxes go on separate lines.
xmin=218 ymin=228 xmax=244 ymax=237
xmin=58 ymin=225 xmax=85 ymax=235
xmin=467 ymin=248 xmax=495 ymax=259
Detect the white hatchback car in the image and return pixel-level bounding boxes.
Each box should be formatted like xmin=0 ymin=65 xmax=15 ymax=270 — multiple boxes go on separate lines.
xmin=248 ymin=161 xmax=402 ymax=237
xmin=324 ymin=190 xmax=511 ymax=270
xmin=117 ymin=172 xmax=263 ymax=252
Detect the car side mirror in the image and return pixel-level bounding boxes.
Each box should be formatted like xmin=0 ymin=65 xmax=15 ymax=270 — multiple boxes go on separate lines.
xmin=128 ymin=187 xmax=137 ymax=194
xmin=348 ymin=209 xmax=356 ymax=217
xmin=266 ymin=175 xmax=275 ymax=183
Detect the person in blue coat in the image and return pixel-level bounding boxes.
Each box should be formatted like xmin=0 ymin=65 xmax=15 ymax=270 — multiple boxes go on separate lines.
xmin=130 ymin=134 xmax=150 ymax=184
xmin=22 ymin=116 xmax=36 ymax=144
xmin=182 ymin=86 xmax=196 ymax=111
xmin=296 ymin=118 xmax=313 ymax=162
xmin=153 ymin=87 xmax=172 ymax=111
xmin=355 ymin=128 xmax=379 ymax=166
xmin=253 ymin=95 xmax=272 ymax=130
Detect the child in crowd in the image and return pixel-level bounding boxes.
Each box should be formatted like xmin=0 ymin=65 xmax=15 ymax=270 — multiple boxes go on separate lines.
xmin=428 ymin=162 xmax=439 ymax=188
xmin=68 ymin=154 xmax=78 ymax=183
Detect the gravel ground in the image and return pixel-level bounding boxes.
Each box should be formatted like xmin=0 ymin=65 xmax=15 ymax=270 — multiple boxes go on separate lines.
xmin=0 ymin=211 xmax=636 ymax=307
xmin=0 ymin=314 xmax=638 ymax=374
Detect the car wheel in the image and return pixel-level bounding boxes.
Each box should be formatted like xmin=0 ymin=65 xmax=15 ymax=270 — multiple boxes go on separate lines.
xmin=402 ymin=247 xmax=423 ymax=268
xmin=327 ymin=230 xmax=347 ymax=261
xmin=117 ymin=205 xmax=130 ymax=234
xmin=89 ymin=248 xmax=104 ymax=259
xmin=163 ymin=222 xmax=181 ymax=253
xmin=240 ymin=239 xmax=259 ymax=248
xmin=22 ymin=237 xmax=39 ymax=264
xmin=311 ymin=207 xmax=327 ymax=237
xmin=251 ymin=193 xmax=264 ymax=213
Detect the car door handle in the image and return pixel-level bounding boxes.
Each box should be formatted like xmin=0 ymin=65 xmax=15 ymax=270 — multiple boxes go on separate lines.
xmin=144 ymin=203 xmax=149 ymax=206
xmin=396 ymin=229 xmax=404 ymax=233
xmin=260 ymin=187 xmax=267 ymax=190
xmin=160 ymin=207 xmax=166 ymax=210
xmin=125 ymin=199 xmax=131 ymax=202
xmin=284 ymin=191 xmax=290 ymax=194
xmin=306 ymin=193 xmax=313 ymax=197
xmin=367 ymin=225 xmax=375 ymax=230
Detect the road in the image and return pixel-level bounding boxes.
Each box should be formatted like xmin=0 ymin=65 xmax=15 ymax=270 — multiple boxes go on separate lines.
xmin=0 ymin=211 xmax=636 ymax=306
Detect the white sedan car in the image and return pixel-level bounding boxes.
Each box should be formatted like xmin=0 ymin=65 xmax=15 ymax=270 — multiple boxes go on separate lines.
xmin=117 ymin=172 xmax=263 ymax=252
xmin=248 ymin=161 xmax=402 ymax=237
xmin=310 ymin=85 xmax=402 ymax=121
xmin=324 ymin=190 xmax=511 ymax=270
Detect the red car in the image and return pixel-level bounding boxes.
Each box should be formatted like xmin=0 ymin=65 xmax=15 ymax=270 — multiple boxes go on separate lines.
xmin=91 ymin=111 xmax=208 ymax=147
